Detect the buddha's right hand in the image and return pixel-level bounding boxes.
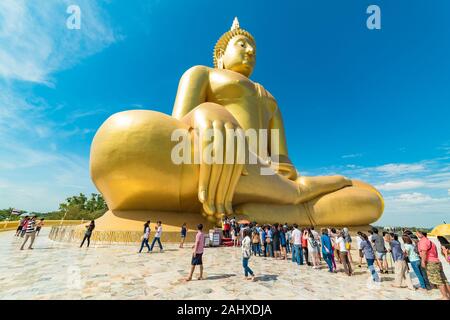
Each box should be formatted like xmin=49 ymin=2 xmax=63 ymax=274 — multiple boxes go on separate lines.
xmin=181 ymin=102 xmax=245 ymax=221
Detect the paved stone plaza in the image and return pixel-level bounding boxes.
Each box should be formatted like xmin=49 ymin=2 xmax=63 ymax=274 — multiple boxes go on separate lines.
xmin=0 ymin=229 xmax=443 ymax=300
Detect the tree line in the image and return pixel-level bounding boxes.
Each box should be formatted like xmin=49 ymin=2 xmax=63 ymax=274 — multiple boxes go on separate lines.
xmin=0 ymin=193 xmax=108 ymax=221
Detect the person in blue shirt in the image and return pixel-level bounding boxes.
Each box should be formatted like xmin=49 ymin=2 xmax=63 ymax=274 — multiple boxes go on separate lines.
xmin=320 ymin=229 xmax=334 ymax=272
xmin=279 ymin=225 xmax=287 ymax=260
xmin=261 ymin=227 xmax=267 ymax=256
xmin=359 ymin=232 xmax=380 ymax=282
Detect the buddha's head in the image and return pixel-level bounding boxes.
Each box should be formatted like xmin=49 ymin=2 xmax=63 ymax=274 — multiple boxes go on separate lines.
xmin=214 ymin=17 xmax=256 ymax=77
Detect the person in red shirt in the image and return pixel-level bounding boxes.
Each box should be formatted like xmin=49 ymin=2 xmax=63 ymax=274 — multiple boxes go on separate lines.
xmin=223 ymin=217 xmax=230 ymax=238
xmin=416 ymin=230 xmax=450 ymax=300
xmin=185 ymin=224 xmax=205 ymax=281
xmin=301 ymin=228 xmax=311 ymax=266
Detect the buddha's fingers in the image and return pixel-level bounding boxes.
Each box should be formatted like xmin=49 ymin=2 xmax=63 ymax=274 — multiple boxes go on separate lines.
xmin=198 ymin=121 xmax=213 ymax=210
xmin=204 ymin=120 xmax=225 ymax=216
xmin=214 ymin=123 xmax=237 ymax=218
xmin=224 ymin=128 xmax=246 ymax=215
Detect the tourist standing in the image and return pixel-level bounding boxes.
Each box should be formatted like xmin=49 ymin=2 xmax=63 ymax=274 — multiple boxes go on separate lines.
xmin=384 ymin=232 xmax=394 ymax=271
xmin=15 ymin=216 xmax=26 ymax=237
xmin=138 ymin=221 xmax=151 ymax=253
xmin=328 ymin=228 xmax=337 ymax=271
xmin=231 ymin=227 xmax=237 ymax=247
xmin=330 ymin=228 xmax=341 ymax=264
xmin=241 ymin=229 xmax=255 ymax=281
xmin=180 ymin=223 xmax=187 ymax=248
xmin=302 ymin=228 xmax=310 ymax=266
xmin=272 ymin=224 xmax=281 ymax=259
xmin=336 ymin=231 xmax=353 ymax=276
xmin=343 ymin=228 xmax=353 ymax=264
xmin=390 ymin=234 xmax=414 ymax=290
xmin=265 ymin=226 xmax=273 ymax=257
xmin=307 ymin=229 xmax=320 ymax=269
xmin=402 ymin=235 xmax=427 ymax=291
xmin=368 ymin=229 xmax=374 ymax=242
xmin=321 ymin=229 xmax=334 ymax=272
xmin=35 ymin=218 xmax=44 ymax=236
xmin=235 ymin=223 xmax=241 ymax=246
xmin=285 ymin=226 xmax=292 ymax=255
xmin=20 ymin=216 xmax=29 ymax=238
xmin=291 ymin=224 xmax=303 ymax=265
xmin=356 ymin=232 xmax=364 ymax=268
xmin=186 ymin=224 xmax=205 ymax=281
xmin=251 ymin=229 xmax=261 ymax=256
xmin=371 ymin=228 xmax=388 ymax=274
xmin=80 ymin=220 xmax=95 ymax=248
xmin=20 ymin=216 xmax=36 ymax=250
xmin=417 ymin=230 xmax=450 ymax=300
xmin=359 ymin=233 xmax=380 ymax=282
xmin=260 ymin=226 xmax=266 ymax=257
xmin=150 ymin=221 xmax=163 ymax=252
xmin=279 ymin=225 xmax=287 ymax=260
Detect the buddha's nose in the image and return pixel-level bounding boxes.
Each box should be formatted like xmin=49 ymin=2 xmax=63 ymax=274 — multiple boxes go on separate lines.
xmin=246 ymin=45 xmax=255 ymax=56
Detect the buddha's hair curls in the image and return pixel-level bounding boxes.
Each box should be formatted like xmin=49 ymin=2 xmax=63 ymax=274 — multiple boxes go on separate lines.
xmin=213 ymin=19 xmax=255 ymax=68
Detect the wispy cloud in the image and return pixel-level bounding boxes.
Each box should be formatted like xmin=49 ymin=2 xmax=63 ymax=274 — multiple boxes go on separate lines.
xmin=341 ymin=153 xmax=362 ymax=159
xmin=0 ymin=0 xmax=117 ymax=84
xmin=376 ymin=180 xmax=425 ymax=191
xmin=0 ymin=0 xmax=117 ymax=212
xmin=374 ymin=163 xmax=425 ymax=176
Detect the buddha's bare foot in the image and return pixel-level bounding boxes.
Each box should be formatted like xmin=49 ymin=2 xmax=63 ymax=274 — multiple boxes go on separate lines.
xmin=234 ymin=179 xmax=383 ymax=226
xmin=296 ymin=175 xmax=352 ymax=203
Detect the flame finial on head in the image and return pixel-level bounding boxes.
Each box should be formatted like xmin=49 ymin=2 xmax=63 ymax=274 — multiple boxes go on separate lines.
xmin=213 ymin=17 xmax=256 ymax=68
xmin=231 ymin=17 xmax=240 ymax=30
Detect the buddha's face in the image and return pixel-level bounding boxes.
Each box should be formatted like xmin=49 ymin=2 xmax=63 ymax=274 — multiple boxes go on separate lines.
xmin=222 ymin=35 xmax=256 ymax=77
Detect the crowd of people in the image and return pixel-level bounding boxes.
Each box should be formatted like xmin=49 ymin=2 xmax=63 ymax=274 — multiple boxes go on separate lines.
xmin=14 ymin=215 xmax=45 ymax=250
xmin=219 ymin=216 xmax=450 ymax=300
xmin=13 ymin=214 xmax=449 ymax=300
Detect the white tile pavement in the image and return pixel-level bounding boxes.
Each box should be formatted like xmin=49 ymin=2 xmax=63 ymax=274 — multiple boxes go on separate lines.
xmin=0 ymin=229 xmax=444 ymax=300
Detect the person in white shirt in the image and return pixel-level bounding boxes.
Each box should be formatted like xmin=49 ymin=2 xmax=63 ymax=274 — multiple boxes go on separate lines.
xmin=356 ymin=232 xmax=364 ymax=268
xmin=150 ymin=221 xmax=164 ymax=252
xmin=241 ymin=229 xmax=255 ymax=281
xmin=291 ymin=224 xmax=303 ymax=265
xmin=336 ymin=231 xmax=353 ymax=276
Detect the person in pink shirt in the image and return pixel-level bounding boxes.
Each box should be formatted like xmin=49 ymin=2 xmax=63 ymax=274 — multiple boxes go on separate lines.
xmin=416 ymin=230 xmax=450 ymax=300
xmin=185 ymin=224 xmax=205 ymax=281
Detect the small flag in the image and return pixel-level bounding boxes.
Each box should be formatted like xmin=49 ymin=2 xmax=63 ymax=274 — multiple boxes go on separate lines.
xmin=11 ymin=209 xmax=21 ymax=215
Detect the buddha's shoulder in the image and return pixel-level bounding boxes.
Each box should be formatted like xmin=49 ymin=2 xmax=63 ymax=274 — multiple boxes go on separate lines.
xmin=181 ymin=65 xmax=212 ymax=79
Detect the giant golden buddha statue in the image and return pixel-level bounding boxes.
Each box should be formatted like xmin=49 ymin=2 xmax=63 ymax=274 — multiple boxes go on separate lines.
xmin=90 ymin=18 xmax=384 ymax=232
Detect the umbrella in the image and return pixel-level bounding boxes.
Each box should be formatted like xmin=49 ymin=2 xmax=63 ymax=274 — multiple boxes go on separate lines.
xmin=237 ymin=219 xmax=250 ymax=225
xmin=429 ymin=224 xmax=450 ymax=237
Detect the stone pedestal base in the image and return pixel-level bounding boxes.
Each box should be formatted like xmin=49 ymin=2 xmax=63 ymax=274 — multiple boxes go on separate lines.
xmin=48 ymin=210 xmax=374 ymax=244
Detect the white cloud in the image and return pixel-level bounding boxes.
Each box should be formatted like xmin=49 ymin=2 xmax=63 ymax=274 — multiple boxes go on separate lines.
xmin=376 ymin=180 xmax=425 ymax=191
xmin=0 ymin=0 xmax=117 ymax=84
xmin=374 ymin=163 xmax=425 ymax=175
xmin=388 ymin=192 xmax=433 ymax=203
xmin=342 ymin=153 xmax=362 ymax=159
xmin=0 ymin=0 xmax=117 ymax=212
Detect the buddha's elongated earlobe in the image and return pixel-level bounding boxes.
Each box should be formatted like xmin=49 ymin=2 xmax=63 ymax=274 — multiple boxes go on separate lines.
xmin=217 ymin=54 xmax=224 ymax=69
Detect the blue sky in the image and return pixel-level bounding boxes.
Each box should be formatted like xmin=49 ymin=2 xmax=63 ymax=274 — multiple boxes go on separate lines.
xmin=0 ymin=0 xmax=449 ymax=227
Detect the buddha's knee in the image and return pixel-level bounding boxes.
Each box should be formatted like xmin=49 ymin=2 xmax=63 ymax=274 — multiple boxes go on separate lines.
xmin=90 ymin=110 xmax=192 ymax=211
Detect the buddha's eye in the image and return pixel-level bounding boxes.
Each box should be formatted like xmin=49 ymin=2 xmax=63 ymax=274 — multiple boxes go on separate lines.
xmin=238 ymin=41 xmax=245 ymax=47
